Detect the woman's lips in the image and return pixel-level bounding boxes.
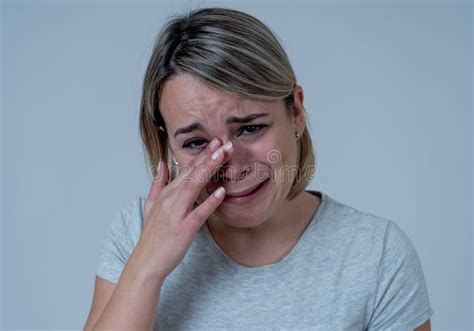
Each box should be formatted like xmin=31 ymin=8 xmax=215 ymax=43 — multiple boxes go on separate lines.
xmin=226 ymin=182 xmax=262 ymax=197
xmin=223 ymin=179 xmax=270 ymax=204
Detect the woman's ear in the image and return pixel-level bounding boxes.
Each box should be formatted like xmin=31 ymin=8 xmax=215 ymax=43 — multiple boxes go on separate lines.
xmin=294 ymin=84 xmax=304 ymax=105
xmin=291 ymin=84 xmax=306 ymax=135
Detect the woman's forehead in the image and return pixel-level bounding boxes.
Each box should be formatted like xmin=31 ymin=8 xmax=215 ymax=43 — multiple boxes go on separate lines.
xmin=160 ymin=74 xmax=228 ymax=107
xmin=159 ymin=74 xmax=279 ymax=125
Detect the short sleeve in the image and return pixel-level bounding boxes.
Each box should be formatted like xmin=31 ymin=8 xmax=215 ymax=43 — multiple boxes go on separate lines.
xmin=366 ymin=220 xmax=433 ymax=330
xmin=95 ymin=197 xmax=144 ymax=283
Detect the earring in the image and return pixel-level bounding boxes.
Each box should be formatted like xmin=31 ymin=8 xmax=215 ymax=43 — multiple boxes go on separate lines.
xmin=172 ymin=159 xmax=179 ymax=166
xmin=295 ymin=131 xmax=301 ymax=139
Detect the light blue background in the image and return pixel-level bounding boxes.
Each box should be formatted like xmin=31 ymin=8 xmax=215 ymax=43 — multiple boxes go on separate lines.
xmin=2 ymin=0 xmax=472 ymax=330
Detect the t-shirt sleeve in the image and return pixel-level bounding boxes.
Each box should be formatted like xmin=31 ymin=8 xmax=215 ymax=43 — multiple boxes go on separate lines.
xmin=366 ymin=220 xmax=433 ymax=330
xmin=95 ymin=197 xmax=144 ymax=284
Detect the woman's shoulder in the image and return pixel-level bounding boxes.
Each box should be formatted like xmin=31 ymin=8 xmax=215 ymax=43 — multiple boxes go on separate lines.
xmin=121 ymin=195 xmax=146 ymax=226
xmin=95 ymin=196 xmax=146 ymax=283
xmin=111 ymin=195 xmax=145 ymax=224
xmin=104 ymin=195 xmax=146 ymax=243
xmin=311 ymin=191 xmax=415 ymax=252
xmin=311 ymin=190 xmax=392 ymax=232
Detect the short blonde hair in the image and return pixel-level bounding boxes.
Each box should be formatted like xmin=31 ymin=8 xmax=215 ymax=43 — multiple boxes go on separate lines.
xmin=139 ymin=7 xmax=315 ymax=200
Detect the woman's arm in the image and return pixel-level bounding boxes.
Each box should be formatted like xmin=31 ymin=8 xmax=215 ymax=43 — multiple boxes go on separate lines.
xmin=85 ymin=139 xmax=231 ymax=330
xmin=83 ymin=276 xmax=116 ymax=330
xmin=84 ymin=240 xmax=165 ymax=331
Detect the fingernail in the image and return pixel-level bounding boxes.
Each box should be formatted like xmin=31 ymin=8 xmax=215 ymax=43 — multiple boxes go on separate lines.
xmin=209 ymin=138 xmax=220 ymax=150
xmin=214 ymin=187 xmax=225 ymax=197
xmin=223 ymin=141 xmax=233 ymax=152
xmin=211 ymin=147 xmax=223 ymax=160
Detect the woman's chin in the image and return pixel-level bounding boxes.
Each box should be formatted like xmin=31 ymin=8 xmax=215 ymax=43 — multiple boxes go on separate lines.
xmin=213 ymin=197 xmax=273 ymax=228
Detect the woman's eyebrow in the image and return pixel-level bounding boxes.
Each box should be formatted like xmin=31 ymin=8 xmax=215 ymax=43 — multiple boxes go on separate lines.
xmin=225 ymin=112 xmax=269 ymax=124
xmin=173 ymin=113 xmax=270 ymax=138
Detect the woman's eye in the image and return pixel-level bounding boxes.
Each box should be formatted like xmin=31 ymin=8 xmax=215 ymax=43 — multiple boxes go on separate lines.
xmin=238 ymin=124 xmax=268 ymax=136
xmin=183 ymin=138 xmax=208 ymax=149
xmin=182 ymin=125 xmax=268 ymax=149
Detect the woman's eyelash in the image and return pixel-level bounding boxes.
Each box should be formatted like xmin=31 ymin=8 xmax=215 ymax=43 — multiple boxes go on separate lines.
xmin=183 ymin=139 xmax=205 ymax=149
xmin=182 ymin=124 xmax=270 ymax=149
xmin=239 ymin=124 xmax=268 ymax=135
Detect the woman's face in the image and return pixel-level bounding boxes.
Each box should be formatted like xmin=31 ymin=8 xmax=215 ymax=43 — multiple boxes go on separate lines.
xmin=159 ymin=73 xmax=305 ymax=228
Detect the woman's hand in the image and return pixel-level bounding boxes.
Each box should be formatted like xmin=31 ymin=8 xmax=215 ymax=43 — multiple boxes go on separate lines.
xmin=137 ymin=138 xmax=232 ymax=282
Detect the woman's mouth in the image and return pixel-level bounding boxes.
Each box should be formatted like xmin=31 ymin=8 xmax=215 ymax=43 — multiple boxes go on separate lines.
xmin=223 ymin=179 xmax=270 ymax=204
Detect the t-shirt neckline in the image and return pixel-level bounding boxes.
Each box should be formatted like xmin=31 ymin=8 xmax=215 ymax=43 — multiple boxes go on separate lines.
xmin=201 ymin=190 xmax=329 ymax=273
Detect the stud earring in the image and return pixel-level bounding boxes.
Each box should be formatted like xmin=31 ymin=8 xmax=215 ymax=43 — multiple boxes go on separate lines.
xmin=295 ymin=131 xmax=301 ymax=139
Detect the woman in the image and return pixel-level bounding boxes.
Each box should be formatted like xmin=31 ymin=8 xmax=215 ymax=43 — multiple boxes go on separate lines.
xmin=84 ymin=7 xmax=433 ymax=330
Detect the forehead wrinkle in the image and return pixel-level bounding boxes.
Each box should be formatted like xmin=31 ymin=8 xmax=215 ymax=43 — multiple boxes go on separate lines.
xmin=160 ymin=75 xmax=278 ymax=134
xmin=177 ymin=97 xmax=253 ymax=130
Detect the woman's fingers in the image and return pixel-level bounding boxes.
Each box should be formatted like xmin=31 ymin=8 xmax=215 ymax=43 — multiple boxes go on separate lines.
xmin=149 ymin=161 xmax=169 ymax=200
xmin=187 ymin=186 xmax=226 ymax=231
xmin=171 ymin=138 xmax=222 ymax=183
xmin=137 ymin=140 xmax=230 ymax=280
xmin=167 ymin=137 xmax=222 ymax=191
xmin=144 ymin=161 xmax=169 ymax=223
xmin=176 ymin=140 xmax=233 ymax=208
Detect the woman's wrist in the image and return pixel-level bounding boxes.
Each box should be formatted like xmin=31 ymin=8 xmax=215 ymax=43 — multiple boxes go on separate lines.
xmin=125 ymin=239 xmax=168 ymax=287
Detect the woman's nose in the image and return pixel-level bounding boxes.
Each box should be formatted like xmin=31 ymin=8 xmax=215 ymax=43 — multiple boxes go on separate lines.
xmin=216 ymin=143 xmax=251 ymax=182
xmin=218 ymin=163 xmax=251 ymax=182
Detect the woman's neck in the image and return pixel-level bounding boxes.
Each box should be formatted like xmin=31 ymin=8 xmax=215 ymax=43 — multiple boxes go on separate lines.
xmin=205 ymin=191 xmax=321 ymax=267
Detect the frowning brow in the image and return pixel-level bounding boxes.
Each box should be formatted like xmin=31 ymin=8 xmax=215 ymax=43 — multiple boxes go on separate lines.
xmin=173 ymin=113 xmax=269 ymax=138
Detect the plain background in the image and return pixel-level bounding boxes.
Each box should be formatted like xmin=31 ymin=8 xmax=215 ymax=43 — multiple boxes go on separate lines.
xmin=2 ymin=0 xmax=472 ymax=330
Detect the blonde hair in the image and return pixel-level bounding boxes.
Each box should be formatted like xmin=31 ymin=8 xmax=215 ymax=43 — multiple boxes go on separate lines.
xmin=139 ymin=7 xmax=315 ymax=200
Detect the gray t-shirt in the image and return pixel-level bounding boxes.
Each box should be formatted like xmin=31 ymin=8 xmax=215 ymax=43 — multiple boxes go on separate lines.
xmin=95 ymin=191 xmax=433 ymax=330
